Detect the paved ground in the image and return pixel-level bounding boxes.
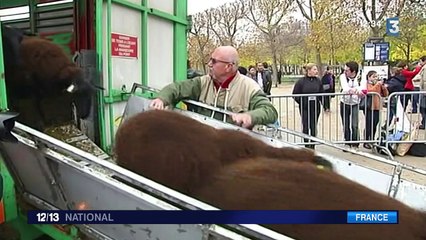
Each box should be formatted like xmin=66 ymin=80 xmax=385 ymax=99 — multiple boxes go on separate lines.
xmin=270 ymin=84 xmax=426 ymax=185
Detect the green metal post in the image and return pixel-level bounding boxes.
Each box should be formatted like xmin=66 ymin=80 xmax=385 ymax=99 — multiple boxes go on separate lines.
xmin=106 ymin=0 xmax=115 ymax=151
xmin=174 ymin=0 xmax=188 ymax=82
xmin=95 ymin=0 xmax=108 ymax=151
xmin=29 ymin=0 xmax=37 ymax=34
xmin=94 ymin=0 xmax=188 ymax=149
xmin=0 ymin=155 xmax=17 ymax=222
xmin=0 ymin=25 xmax=8 ymax=111
xmin=141 ymin=0 xmax=148 ymax=86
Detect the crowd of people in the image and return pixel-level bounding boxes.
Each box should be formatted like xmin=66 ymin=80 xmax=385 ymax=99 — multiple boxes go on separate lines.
xmin=290 ymin=57 xmax=426 ymax=151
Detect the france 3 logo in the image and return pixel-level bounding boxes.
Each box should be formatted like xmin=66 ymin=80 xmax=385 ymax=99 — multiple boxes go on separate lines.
xmin=386 ymin=17 xmax=400 ymax=37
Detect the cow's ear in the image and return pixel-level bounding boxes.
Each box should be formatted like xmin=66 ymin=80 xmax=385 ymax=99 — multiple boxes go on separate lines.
xmin=0 ymin=112 xmax=19 ymax=143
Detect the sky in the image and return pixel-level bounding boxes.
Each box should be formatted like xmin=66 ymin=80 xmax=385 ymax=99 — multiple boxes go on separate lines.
xmin=187 ymin=0 xmax=303 ymax=19
xmin=188 ymin=0 xmax=235 ymax=15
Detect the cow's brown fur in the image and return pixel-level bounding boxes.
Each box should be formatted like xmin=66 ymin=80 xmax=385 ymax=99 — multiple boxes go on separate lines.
xmin=193 ymin=158 xmax=426 ymax=240
xmin=115 ymin=110 xmax=325 ymax=194
xmin=19 ymin=36 xmax=82 ymax=94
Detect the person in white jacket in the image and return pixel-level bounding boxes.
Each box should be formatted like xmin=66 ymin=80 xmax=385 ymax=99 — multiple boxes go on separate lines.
xmin=339 ymin=61 xmax=367 ymax=149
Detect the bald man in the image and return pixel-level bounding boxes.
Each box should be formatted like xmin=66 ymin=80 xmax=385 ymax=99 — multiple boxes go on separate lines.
xmin=150 ymin=46 xmax=278 ymax=129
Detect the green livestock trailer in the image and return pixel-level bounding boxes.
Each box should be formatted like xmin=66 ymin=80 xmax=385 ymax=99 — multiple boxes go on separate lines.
xmin=1 ymin=1 xmax=426 ymax=240
xmin=0 ymin=0 xmax=188 ymax=153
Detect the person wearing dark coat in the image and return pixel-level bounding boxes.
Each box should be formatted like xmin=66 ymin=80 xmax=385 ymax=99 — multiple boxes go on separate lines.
xmin=255 ymin=62 xmax=272 ymax=95
xmin=321 ymin=66 xmax=336 ymax=112
xmin=384 ymin=67 xmax=406 ymax=126
xmin=292 ymin=63 xmax=324 ymax=149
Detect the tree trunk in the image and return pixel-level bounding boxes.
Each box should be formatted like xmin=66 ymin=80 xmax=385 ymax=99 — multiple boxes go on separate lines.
xmin=268 ymin=36 xmax=278 ymax=87
xmin=271 ymin=53 xmax=279 ymax=87
xmin=315 ymin=46 xmax=323 ymax=77
xmin=406 ymin=43 xmax=411 ymax=62
xmin=329 ymin=21 xmax=335 ymax=66
xmin=372 ymin=26 xmax=381 ymax=37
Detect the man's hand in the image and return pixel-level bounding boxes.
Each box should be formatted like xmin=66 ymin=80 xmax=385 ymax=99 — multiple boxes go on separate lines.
xmin=231 ymin=113 xmax=253 ymax=129
xmin=150 ymin=98 xmax=165 ymax=110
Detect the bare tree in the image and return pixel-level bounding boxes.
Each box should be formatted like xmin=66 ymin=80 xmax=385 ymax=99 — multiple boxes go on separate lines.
xmin=360 ymin=0 xmax=407 ymax=37
xmin=275 ymin=18 xmax=307 ymax=69
xmin=188 ymin=12 xmax=215 ymax=73
xmin=246 ymin=0 xmax=295 ymax=86
xmin=295 ymin=0 xmax=344 ymax=75
xmin=206 ymin=0 xmax=249 ymax=49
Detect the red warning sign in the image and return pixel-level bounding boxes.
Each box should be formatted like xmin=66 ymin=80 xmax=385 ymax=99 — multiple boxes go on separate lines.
xmin=111 ymin=33 xmax=138 ymax=58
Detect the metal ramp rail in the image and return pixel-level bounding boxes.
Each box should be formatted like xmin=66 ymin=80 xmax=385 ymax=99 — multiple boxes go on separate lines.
xmin=1 ymin=119 xmax=293 ymax=239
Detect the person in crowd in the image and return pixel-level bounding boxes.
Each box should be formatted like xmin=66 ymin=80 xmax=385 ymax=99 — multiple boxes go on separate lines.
xmin=321 ymin=66 xmax=335 ymax=112
xmin=150 ymin=46 xmax=278 ymax=129
xmin=247 ymin=65 xmax=257 ymax=80
xmin=187 ymin=60 xmax=202 ymax=79
xmin=339 ymin=61 xmax=366 ymax=150
xmin=414 ymin=56 xmax=426 ymax=129
xmin=396 ymin=60 xmax=422 ymax=111
xmin=292 ymin=63 xmax=324 ymax=149
xmin=277 ymin=68 xmax=282 ymax=85
xmin=238 ymin=66 xmax=248 ymax=76
xmin=363 ymin=70 xmax=389 ymax=149
xmin=256 ymin=62 xmax=272 ymax=95
xmin=384 ymin=67 xmax=406 ymax=126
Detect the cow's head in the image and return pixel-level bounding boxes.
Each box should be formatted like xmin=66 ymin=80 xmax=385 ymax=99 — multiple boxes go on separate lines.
xmin=66 ymin=70 xmax=103 ymax=119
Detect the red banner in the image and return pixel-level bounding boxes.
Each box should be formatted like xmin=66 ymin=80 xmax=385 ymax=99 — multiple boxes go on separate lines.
xmin=111 ymin=33 xmax=138 ymax=58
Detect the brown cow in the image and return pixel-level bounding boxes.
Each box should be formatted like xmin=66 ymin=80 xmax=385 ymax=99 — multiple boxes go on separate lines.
xmin=2 ymin=25 xmax=100 ymax=130
xmin=114 ymin=109 xmax=331 ymax=194
xmin=193 ymin=158 xmax=426 ymax=240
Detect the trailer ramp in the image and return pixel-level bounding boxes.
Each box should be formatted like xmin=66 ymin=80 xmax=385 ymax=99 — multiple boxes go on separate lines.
xmin=1 ymin=122 xmax=293 ymax=240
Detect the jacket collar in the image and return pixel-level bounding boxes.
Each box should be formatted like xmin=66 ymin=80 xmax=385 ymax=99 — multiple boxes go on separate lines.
xmin=213 ymin=72 xmax=237 ymax=90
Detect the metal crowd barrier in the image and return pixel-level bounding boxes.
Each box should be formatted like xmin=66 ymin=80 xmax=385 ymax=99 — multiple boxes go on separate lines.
xmin=384 ymin=91 xmax=426 ymax=151
xmin=269 ymin=92 xmax=383 ymax=146
xmin=269 ymin=91 xmax=426 ymax=157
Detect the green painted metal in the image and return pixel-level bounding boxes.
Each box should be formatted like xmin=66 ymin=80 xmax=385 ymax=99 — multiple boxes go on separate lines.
xmin=29 ymin=0 xmax=37 ymax=33
xmin=97 ymin=0 xmax=188 ymax=151
xmin=106 ymin=0 xmax=115 ymax=149
xmin=1 ymin=156 xmax=78 ymax=239
xmin=103 ymin=90 xmax=156 ymax=104
xmin=151 ymin=8 xmax=187 ymax=25
xmin=112 ymin=0 xmax=147 ymax=12
xmin=0 ymin=26 xmax=8 ymax=111
xmin=0 ymin=151 xmax=17 ymax=222
xmin=174 ymin=0 xmax=188 ymax=82
xmin=42 ymin=32 xmax=74 ymax=57
xmin=95 ymin=0 xmax=108 ymax=150
xmin=0 ymin=0 xmax=27 ymax=9
xmin=141 ymin=0 xmax=148 ymax=87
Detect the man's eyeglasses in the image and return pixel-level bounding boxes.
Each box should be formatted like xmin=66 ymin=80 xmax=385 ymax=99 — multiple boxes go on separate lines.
xmin=208 ymin=57 xmax=234 ymax=65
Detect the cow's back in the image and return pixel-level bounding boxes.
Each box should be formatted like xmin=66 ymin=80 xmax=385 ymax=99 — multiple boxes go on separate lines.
xmin=115 ymin=110 xmax=223 ymax=193
xmin=193 ymin=158 xmax=426 ymax=240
